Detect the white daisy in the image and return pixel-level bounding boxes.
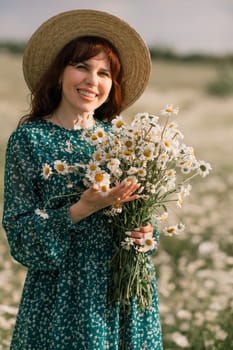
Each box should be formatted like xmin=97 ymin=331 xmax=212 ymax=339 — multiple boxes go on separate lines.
xmin=87 ymin=162 xmax=100 ymax=173
xmin=95 ymin=127 xmax=106 ymax=141
xmin=107 ymin=158 xmax=120 ymax=172
xmin=197 ymin=160 xmax=212 ymax=177
xmin=121 ymin=237 xmax=135 ymax=250
xmin=111 ymin=115 xmax=125 ymax=131
xmin=123 ymin=175 xmax=138 ymax=185
xmin=142 ymin=235 xmax=157 ymax=250
xmin=160 ymin=104 xmax=179 ymax=117
xmin=137 ymin=167 xmax=147 ymax=177
xmin=94 ymin=171 xmax=110 ymax=185
xmin=99 ymin=182 xmax=110 ymax=196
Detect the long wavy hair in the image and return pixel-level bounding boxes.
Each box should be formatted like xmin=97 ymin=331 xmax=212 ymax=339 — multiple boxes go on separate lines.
xmin=19 ymin=36 xmax=124 ymax=125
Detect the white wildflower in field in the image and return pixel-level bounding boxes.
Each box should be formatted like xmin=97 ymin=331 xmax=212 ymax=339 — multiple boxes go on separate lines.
xmin=177 ymin=309 xmax=192 ymax=320
xmin=171 ymin=332 xmax=190 ymax=347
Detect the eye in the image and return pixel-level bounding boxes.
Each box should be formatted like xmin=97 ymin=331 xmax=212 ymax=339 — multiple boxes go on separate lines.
xmin=74 ymin=63 xmax=88 ymax=70
xmin=99 ymin=70 xmax=111 ymax=78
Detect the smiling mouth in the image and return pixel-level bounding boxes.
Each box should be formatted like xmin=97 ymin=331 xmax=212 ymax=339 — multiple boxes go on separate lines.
xmin=78 ymin=89 xmax=97 ymax=98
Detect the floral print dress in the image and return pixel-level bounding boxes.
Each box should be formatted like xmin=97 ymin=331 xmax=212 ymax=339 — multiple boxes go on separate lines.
xmin=2 ymin=119 xmax=163 ymax=350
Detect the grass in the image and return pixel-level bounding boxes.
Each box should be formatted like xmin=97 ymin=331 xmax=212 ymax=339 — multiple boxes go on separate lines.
xmin=0 ymin=53 xmax=233 ymax=349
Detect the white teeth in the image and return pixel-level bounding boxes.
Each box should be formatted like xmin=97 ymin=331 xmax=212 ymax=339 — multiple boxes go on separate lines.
xmin=78 ymin=89 xmax=96 ymax=98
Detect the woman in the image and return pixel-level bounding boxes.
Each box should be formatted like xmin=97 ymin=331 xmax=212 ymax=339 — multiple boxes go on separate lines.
xmin=2 ymin=10 xmax=163 ymax=350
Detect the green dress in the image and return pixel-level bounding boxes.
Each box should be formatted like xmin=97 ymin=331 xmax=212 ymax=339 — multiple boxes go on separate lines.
xmin=2 ymin=119 xmax=163 ymax=350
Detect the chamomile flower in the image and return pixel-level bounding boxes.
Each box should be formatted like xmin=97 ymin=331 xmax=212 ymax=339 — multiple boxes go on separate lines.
xmin=162 ymin=138 xmax=176 ymax=153
xmin=197 ymin=160 xmax=212 ymax=177
xmin=141 ymin=145 xmax=155 ymax=160
xmin=42 ymin=163 xmax=52 ymax=179
xmin=94 ymin=171 xmax=110 ymax=185
xmin=166 ymin=169 xmax=176 ymax=179
xmin=121 ymin=237 xmax=135 ymax=251
xmin=93 ymin=151 xmax=103 ymax=162
xmin=111 ymin=115 xmax=125 ymax=131
xmin=181 ymin=184 xmax=192 ymax=197
xmin=127 ymin=167 xmax=138 ymax=175
xmin=157 ymin=153 xmax=169 ymax=168
xmin=95 ymin=127 xmax=106 ymax=141
xmin=89 ymin=133 xmax=100 ymax=145
xmin=160 ymin=104 xmax=179 ymax=117
xmin=107 ymin=158 xmax=120 ymax=171
xmin=158 ymin=211 xmax=169 ymax=222
xmin=142 ymin=235 xmax=157 ymax=250
xmin=54 ymin=160 xmax=68 ymax=174
xmin=87 ymin=162 xmax=100 ymax=173
xmin=137 ymin=167 xmax=147 ymax=177
xmin=163 ymin=223 xmax=185 ymax=236
xmin=123 ymin=176 xmax=138 ymax=185
xmin=99 ymin=183 xmax=110 ymax=196
xmin=111 ymin=201 xmax=123 ymax=214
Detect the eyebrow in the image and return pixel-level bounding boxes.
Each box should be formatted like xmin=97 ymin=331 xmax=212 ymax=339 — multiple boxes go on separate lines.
xmin=81 ymin=61 xmax=111 ymax=73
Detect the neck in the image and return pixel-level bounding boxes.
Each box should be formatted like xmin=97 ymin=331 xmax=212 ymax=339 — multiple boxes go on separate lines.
xmin=54 ymin=111 xmax=95 ymax=130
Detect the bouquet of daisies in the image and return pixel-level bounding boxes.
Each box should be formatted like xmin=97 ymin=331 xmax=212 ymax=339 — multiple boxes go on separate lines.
xmin=82 ymin=105 xmax=211 ymax=309
xmin=38 ymin=105 xmax=211 ymax=309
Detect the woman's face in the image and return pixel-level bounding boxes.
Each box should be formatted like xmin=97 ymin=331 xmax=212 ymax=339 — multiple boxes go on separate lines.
xmin=59 ymin=51 xmax=112 ymax=116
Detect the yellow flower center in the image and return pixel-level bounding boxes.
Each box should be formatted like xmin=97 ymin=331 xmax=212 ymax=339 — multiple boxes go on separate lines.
xmin=138 ymin=169 xmax=144 ymax=175
xmin=164 ymin=140 xmax=171 ymax=147
xmin=124 ymin=150 xmax=133 ymax=156
xmin=45 ymin=167 xmax=50 ymax=175
xmin=116 ymin=120 xmax=123 ymax=128
xmin=105 ymin=153 xmax=112 ymax=160
xmin=114 ymin=202 xmax=122 ymax=209
xmin=97 ymin=131 xmax=104 ymax=138
xmin=95 ymin=173 xmax=104 ymax=182
xmin=89 ymin=164 xmax=97 ymax=171
xmin=167 ymin=227 xmax=175 ymax=234
xmin=145 ymin=239 xmax=153 ymax=246
xmin=101 ymin=185 xmax=108 ymax=192
xmin=125 ymin=140 xmax=133 ymax=148
xmin=143 ymin=149 xmax=151 ymax=157
xmin=91 ymin=134 xmax=98 ymax=141
xmin=95 ymin=153 xmax=101 ymax=161
xmin=166 ymin=107 xmax=173 ymax=113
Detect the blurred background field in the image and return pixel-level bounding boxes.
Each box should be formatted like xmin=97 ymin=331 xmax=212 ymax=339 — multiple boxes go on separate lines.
xmin=0 ymin=49 xmax=233 ymax=350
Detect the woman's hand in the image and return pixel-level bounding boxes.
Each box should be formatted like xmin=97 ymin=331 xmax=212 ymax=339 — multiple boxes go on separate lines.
xmin=69 ymin=181 xmax=140 ymax=223
xmin=131 ymin=223 xmax=154 ymax=253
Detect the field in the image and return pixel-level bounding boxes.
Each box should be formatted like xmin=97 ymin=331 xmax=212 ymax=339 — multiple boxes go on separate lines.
xmin=0 ymin=52 xmax=233 ymax=349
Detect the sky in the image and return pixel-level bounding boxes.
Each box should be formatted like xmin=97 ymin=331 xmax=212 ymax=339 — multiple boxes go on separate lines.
xmin=1 ymin=0 xmax=233 ymax=54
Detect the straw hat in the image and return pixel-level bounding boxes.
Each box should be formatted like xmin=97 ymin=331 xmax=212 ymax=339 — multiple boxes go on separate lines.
xmin=23 ymin=9 xmax=151 ymax=110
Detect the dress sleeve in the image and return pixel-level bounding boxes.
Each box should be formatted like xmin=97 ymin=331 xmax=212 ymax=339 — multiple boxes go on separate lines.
xmin=2 ymin=129 xmax=78 ymax=271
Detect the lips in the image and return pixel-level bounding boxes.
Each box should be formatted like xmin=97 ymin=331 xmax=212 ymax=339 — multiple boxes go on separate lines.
xmin=78 ymin=89 xmax=97 ymax=98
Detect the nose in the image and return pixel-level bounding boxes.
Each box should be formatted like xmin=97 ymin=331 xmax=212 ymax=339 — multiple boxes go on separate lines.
xmin=85 ymin=71 xmax=98 ymax=86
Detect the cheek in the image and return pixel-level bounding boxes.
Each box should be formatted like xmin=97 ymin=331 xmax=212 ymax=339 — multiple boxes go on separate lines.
xmin=104 ymin=80 xmax=113 ymax=95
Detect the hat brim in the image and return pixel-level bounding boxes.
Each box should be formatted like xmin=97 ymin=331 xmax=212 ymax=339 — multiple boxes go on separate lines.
xmin=23 ymin=9 xmax=151 ymax=111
